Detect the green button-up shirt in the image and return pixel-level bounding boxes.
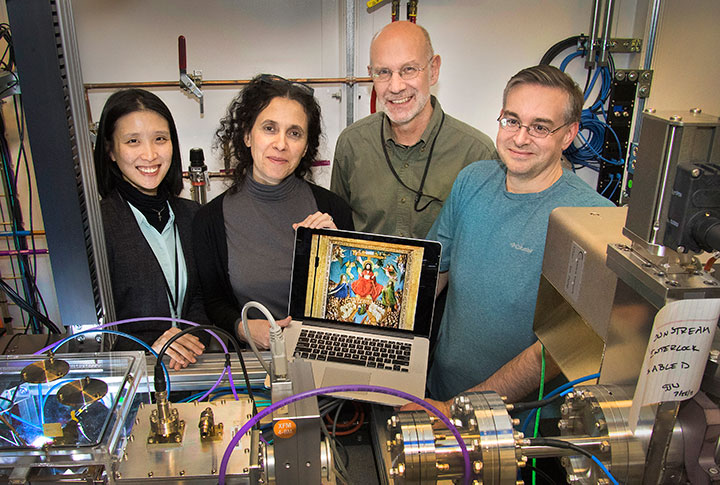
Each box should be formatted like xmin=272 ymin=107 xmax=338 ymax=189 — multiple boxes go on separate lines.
xmin=331 ymin=97 xmax=497 ymax=238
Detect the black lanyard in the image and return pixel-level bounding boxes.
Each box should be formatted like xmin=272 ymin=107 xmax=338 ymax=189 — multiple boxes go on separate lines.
xmin=123 ymin=197 xmax=182 ymax=318
xmin=380 ymin=111 xmax=446 ymax=212
xmin=158 ymin=220 xmax=181 ymax=319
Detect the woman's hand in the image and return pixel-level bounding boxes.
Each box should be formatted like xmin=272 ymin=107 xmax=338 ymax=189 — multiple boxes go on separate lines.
xmin=238 ymin=316 xmax=292 ymax=349
xmin=292 ymin=211 xmax=337 ymax=230
xmin=152 ymin=327 xmax=206 ymax=371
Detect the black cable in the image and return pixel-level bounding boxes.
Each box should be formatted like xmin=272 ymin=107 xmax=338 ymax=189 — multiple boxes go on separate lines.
xmin=336 ymin=434 xmax=350 ymax=468
xmin=12 ymin=93 xmax=47 ymax=319
xmin=43 ymin=329 xmax=52 ymax=348
xmin=0 ymin=278 xmax=58 ymax=333
xmin=528 ymin=437 xmax=616 ymax=483
xmin=12 ymin=93 xmax=45 ymax=318
xmin=0 ymin=24 xmax=14 ymax=71
xmin=0 ymin=103 xmax=41 ymax=332
xmin=331 ymin=399 xmax=346 ymax=437
xmin=0 ymin=23 xmax=47 ymax=331
xmin=0 ymin=279 xmax=60 ymax=333
xmin=524 ymin=463 xmax=558 ymax=485
xmin=0 ymin=149 xmax=26 ymax=331
xmin=154 ymin=324 xmax=258 ymax=416
xmin=583 ymin=66 xmax=594 ymax=94
xmin=510 ymin=393 xmax=566 ymax=413
xmin=318 ymin=399 xmax=351 ymax=484
xmin=1 ymin=332 xmax=20 ymax=354
xmin=539 ymin=35 xmax=584 ymax=66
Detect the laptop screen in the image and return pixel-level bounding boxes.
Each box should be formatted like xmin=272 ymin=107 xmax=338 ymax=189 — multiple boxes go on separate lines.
xmin=289 ymin=228 xmax=441 ymax=337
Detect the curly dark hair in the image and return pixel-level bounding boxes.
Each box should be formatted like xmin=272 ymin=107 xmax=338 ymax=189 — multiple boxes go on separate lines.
xmin=215 ymin=74 xmax=321 ymax=190
xmin=94 ymin=89 xmax=183 ymax=198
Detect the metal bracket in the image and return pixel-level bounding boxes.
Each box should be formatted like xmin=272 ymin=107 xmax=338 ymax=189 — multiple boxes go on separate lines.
xmin=0 ymin=71 xmax=21 ymax=99
xmin=614 ymin=69 xmax=653 ymax=98
xmin=607 ymin=37 xmax=643 ymax=53
xmin=582 ymin=38 xmax=643 ymax=55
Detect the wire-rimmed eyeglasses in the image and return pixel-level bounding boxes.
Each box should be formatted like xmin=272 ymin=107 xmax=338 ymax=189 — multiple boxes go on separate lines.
xmin=369 ymin=57 xmax=434 ymax=82
xmin=497 ymin=115 xmax=571 ymax=139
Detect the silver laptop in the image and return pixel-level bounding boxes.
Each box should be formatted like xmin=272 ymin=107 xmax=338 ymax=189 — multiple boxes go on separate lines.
xmin=284 ymin=227 xmax=441 ymax=406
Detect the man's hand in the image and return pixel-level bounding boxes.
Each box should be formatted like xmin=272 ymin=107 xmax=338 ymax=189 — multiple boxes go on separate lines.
xmin=238 ymin=317 xmax=292 ymax=349
xmin=152 ymin=327 xmax=205 ymax=371
xmin=399 ymin=398 xmax=452 ymax=423
xmin=292 ymin=211 xmax=337 ymax=230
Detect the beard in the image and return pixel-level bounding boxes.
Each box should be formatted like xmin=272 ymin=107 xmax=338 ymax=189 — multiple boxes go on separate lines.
xmin=378 ymin=88 xmax=431 ymax=125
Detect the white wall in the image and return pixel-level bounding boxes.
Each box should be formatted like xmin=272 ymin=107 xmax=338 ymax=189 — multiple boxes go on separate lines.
xmin=4 ymin=0 xmax=720 ymax=327
xmin=74 ymin=0 xmax=643 ymax=193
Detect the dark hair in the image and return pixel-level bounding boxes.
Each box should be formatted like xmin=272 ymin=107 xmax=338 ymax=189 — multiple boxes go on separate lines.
xmin=215 ymin=74 xmax=321 ymax=189
xmin=503 ymin=65 xmax=583 ymax=124
xmin=94 ymin=89 xmax=183 ymax=198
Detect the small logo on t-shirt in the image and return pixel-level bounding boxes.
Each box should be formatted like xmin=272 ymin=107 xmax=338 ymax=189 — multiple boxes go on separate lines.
xmin=510 ymin=242 xmax=533 ymax=254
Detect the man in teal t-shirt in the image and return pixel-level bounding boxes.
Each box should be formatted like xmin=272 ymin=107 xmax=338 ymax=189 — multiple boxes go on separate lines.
xmin=404 ymin=65 xmax=614 ymax=414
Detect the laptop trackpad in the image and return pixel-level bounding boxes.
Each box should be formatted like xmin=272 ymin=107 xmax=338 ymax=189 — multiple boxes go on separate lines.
xmin=320 ymin=367 xmax=370 ymax=387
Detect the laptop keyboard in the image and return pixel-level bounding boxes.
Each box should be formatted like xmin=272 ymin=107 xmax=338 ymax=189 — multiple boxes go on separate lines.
xmin=293 ymin=328 xmax=412 ymax=372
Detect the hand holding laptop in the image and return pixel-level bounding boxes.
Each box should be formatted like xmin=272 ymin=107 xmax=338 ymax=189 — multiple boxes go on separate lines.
xmin=238 ymin=316 xmax=291 ymax=349
xmin=292 ymin=211 xmax=337 ymax=231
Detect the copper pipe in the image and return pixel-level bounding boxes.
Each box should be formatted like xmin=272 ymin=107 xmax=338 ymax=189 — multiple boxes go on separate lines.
xmin=84 ymin=76 xmax=373 ymax=126
xmin=84 ymin=76 xmax=372 ymax=91
xmin=83 ymin=87 xmax=94 ymax=127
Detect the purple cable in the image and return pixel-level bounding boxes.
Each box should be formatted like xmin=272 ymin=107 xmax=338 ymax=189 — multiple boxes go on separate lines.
xmin=193 ymin=366 xmax=239 ymax=402
xmin=226 ymin=366 xmax=240 ymax=401
xmin=34 ymin=316 xmax=229 ymax=355
xmin=195 ymin=366 xmax=228 ymax=402
xmin=35 ymin=317 xmax=241 ymax=403
xmin=218 ymin=385 xmax=471 ymax=485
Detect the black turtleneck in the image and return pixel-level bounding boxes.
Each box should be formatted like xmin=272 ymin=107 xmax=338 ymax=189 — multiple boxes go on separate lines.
xmin=115 ymin=179 xmax=170 ymax=233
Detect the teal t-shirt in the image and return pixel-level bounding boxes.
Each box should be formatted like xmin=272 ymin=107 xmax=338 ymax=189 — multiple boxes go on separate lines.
xmin=426 ymin=160 xmax=614 ymax=401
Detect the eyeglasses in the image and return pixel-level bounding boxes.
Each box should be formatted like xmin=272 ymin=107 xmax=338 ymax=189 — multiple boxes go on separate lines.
xmin=369 ymin=57 xmax=434 ymax=82
xmin=257 ymin=74 xmax=314 ymax=95
xmin=497 ymin=115 xmax=571 ymax=139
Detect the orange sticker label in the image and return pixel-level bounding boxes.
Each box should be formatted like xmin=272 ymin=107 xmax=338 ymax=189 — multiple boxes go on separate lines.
xmin=274 ymin=419 xmax=297 ymax=438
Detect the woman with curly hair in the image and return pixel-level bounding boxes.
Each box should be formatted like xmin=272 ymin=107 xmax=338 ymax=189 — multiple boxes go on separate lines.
xmin=193 ymin=74 xmax=353 ymax=349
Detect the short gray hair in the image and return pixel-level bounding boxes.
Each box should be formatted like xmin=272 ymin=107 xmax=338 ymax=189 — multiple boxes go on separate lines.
xmin=503 ymin=65 xmax=583 ymax=124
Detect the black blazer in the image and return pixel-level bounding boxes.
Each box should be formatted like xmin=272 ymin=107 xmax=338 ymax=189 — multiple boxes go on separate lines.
xmin=192 ymin=182 xmax=354 ymax=336
xmin=101 ymin=189 xmax=210 ymax=350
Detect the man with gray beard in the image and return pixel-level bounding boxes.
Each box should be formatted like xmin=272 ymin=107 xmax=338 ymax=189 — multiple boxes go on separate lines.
xmin=331 ymin=21 xmax=496 ymax=239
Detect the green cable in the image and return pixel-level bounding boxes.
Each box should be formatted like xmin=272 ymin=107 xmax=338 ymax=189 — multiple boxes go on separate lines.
xmin=531 ymin=344 xmax=546 ymax=485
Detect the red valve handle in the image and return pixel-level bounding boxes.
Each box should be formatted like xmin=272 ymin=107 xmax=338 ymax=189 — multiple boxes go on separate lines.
xmin=178 ymin=35 xmax=187 ymax=72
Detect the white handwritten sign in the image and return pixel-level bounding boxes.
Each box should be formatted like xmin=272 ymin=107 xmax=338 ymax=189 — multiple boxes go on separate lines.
xmin=630 ymin=298 xmax=720 ymax=432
